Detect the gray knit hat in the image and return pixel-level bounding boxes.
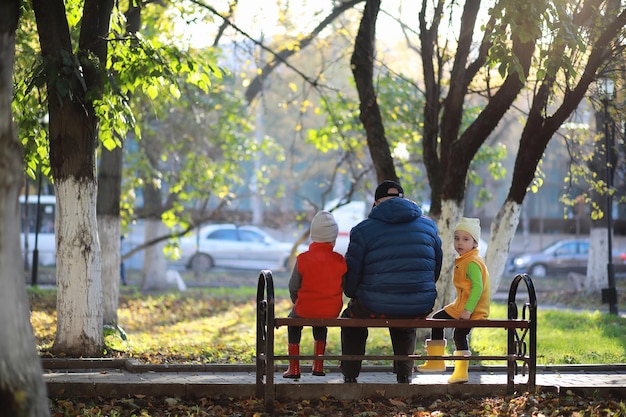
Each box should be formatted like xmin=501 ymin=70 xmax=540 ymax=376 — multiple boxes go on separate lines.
xmin=310 ymin=210 xmax=339 ymax=243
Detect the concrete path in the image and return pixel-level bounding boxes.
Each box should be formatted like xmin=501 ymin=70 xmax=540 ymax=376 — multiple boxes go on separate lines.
xmin=43 ymin=359 xmax=626 ymax=401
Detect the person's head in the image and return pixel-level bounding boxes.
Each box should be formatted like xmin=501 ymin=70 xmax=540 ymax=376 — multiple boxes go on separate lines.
xmin=373 ymin=180 xmax=404 ymax=206
xmin=454 ymin=217 xmax=481 ymax=255
xmin=310 ymin=210 xmax=339 ymax=245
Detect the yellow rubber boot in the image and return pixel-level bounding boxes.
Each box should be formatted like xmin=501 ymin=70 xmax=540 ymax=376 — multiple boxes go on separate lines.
xmin=448 ymin=350 xmax=470 ymax=384
xmin=417 ymin=339 xmax=447 ymax=373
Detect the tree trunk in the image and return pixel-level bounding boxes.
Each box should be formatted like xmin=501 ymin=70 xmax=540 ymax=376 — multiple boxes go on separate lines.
xmin=351 ymin=0 xmax=397 ymax=183
xmin=0 ymin=2 xmax=51 ymax=414
xmin=96 ymin=1 xmax=140 ymax=323
xmin=53 ymin=179 xmax=103 ymax=356
xmin=434 ymin=200 xmax=464 ymax=310
xmin=32 ymin=0 xmax=113 ymax=356
xmin=586 ymin=107 xmax=618 ymax=293
xmin=587 ymin=228 xmax=607 ymax=292
xmin=98 ymin=214 xmax=121 ymax=325
xmin=485 ymin=200 xmax=523 ymax=293
xmin=141 ymin=219 xmax=169 ymax=291
xmin=487 ymin=8 xmax=626 ymax=291
xmin=420 ymin=2 xmax=536 ymax=305
xmin=97 ymin=136 xmax=123 ymax=328
xmin=140 ymin=181 xmax=169 ymax=291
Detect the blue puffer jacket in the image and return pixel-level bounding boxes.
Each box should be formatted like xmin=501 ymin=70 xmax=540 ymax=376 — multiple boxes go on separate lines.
xmin=343 ymin=198 xmax=442 ymax=316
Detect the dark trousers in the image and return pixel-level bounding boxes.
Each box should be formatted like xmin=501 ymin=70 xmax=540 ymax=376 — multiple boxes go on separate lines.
xmin=430 ymin=309 xmax=472 ymax=351
xmin=340 ymin=299 xmax=424 ymax=379
xmin=287 ymin=310 xmax=328 ymax=344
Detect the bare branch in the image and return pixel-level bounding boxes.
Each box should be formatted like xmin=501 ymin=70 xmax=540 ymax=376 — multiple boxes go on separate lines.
xmin=188 ymin=0 xmax=364 ymax=104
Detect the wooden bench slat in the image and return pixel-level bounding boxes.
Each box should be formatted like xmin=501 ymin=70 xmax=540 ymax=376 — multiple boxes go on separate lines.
xmin=265 ymin=354 xmax=529 ymax=362
xmin=273 ymin=317 xmax=530 ymax=329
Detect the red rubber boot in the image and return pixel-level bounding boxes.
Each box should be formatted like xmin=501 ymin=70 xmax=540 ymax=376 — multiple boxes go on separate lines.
xmin=312 ymin=340 xmax=326 ymax=376
xmin=282 ymin=343 xmax=301 ymax=379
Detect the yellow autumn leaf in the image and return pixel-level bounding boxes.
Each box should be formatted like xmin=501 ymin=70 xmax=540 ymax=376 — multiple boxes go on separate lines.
xmin=169 ymin=84 xmax=181 ymax=99
xmin=146 ymin=84 xmax=158 ymax=99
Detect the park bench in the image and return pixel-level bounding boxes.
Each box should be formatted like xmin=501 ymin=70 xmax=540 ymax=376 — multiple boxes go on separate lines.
xmin=256 ymin=270 xmax=537 ymax=411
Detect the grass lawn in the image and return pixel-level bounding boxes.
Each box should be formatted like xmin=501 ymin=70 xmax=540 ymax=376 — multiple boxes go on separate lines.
xmin=29 ymin=270 xmax=626 ymax=365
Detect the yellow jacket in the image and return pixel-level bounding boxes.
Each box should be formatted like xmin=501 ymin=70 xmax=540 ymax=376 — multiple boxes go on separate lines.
xmin=444 ymin=248 xmax=490 ymax=319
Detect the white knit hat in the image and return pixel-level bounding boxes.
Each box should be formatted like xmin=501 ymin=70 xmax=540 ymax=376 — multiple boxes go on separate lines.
xmin=310 ymin=210 xmax=339 ymax=243
xmin=455 ymin=217 xmax=481 ymax=243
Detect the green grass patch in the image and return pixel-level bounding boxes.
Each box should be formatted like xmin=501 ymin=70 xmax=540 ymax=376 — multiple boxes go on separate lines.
xmin=30 ymin=286 xmax=626 ymax=365
xmin=471 ymin=304 xmax=626 ymax=365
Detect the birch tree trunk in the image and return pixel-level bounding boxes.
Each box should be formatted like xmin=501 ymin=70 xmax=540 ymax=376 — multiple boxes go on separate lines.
xmin=98 ymin=214 xmax=121 ymax=325
xmin=586 ymin=107 xmax=617 ymax=293
xmin=0 ymin=2 xmax=51 ymax=414
xmin=53 ymin=180 xmax=103 ymax=356
xmin=485 ymin=200 xmax=523 ymax=293
xmin=587 ymin=228 xmax=607 ymax=293
xmin=32 ymin=0 xmax=114 ymax=356
xmin=434 ymin=200 xmax=464 ymax=310
xmin=96 ymin=1 xmax=139 ymax=324
xmin=141 ymin=219 xmax=169 ymax=291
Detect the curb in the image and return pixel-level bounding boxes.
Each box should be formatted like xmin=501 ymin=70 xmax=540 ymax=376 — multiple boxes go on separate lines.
xmin=42 ymin=359 xmax=626 ymax=401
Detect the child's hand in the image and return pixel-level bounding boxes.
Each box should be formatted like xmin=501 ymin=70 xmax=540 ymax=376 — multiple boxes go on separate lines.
xmin=459 ymin=310 xmax=471 ymax=320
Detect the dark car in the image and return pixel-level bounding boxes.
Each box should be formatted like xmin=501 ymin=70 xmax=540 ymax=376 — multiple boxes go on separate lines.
xmin=508 ymin=238 xmax=626 ymax=278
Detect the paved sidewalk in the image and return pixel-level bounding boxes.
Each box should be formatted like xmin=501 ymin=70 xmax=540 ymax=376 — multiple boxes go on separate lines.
xmin=43 ymin=359 xmax=626 ymax=401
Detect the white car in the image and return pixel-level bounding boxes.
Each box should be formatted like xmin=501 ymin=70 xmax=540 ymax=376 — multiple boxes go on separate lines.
xmin=175 ymin=224 xmax=304 ymax=272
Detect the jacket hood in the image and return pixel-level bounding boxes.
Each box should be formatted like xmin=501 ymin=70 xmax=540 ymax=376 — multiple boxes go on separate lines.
xmin=369 ymin=198 xmax=422 ymax=224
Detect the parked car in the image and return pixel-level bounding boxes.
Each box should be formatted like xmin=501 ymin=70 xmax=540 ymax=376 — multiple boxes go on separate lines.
xmin=507 ymin=238 xmax=626 ymax=278
xmin=174 ymin=224 xmax=305 ymax=272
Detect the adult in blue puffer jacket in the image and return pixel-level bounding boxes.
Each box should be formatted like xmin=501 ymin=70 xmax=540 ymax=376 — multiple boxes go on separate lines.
xmin=340 ymin=180 xmax=443 ymax=384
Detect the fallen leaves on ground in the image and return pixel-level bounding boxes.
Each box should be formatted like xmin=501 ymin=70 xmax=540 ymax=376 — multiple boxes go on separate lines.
xmin=49 ymin=391 xmax=626 ymax=416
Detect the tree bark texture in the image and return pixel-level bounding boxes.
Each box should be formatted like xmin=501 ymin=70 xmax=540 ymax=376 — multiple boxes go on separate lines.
xmin=53 ymin=179 xmax=103 ymax=356
xmin=485 ymin=200 xmax=522 ymax=294
xmin=97 ymin=146 xmax=123 ymax=325
xmin=97 ymin=1 xmax=140 ymax=323
xmin=439 ymin=5 xmax=537 ymax=211
xmin=32 ymin=0 xmax=114 ymax=356
xmin=585 ymin=107 xmax=618 ymax=293
xmin=418 ymin=0 xmax=443 ymax=216
xmin=140 ymin=183 xmax=170 ymax=291
xmin=141 ymin=219 xmax=170 ymax=291
xmin=99 ymin=214 xmax=121 ymax=325
xmin=0 ymin=2 xmax=51 ymax=415
xmin=351 ymin=0 xmax=398 ymax=184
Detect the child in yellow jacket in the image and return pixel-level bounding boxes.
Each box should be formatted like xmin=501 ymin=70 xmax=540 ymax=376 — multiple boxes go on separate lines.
xmin=417 ymin=217 xmax=490 ymax=384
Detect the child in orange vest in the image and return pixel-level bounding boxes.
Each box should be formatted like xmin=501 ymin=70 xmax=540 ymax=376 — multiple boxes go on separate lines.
xmin=417 ymin=217 xmax=490 ymax=384
xmin=283 ymin=210 xmax=347 ymax=378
